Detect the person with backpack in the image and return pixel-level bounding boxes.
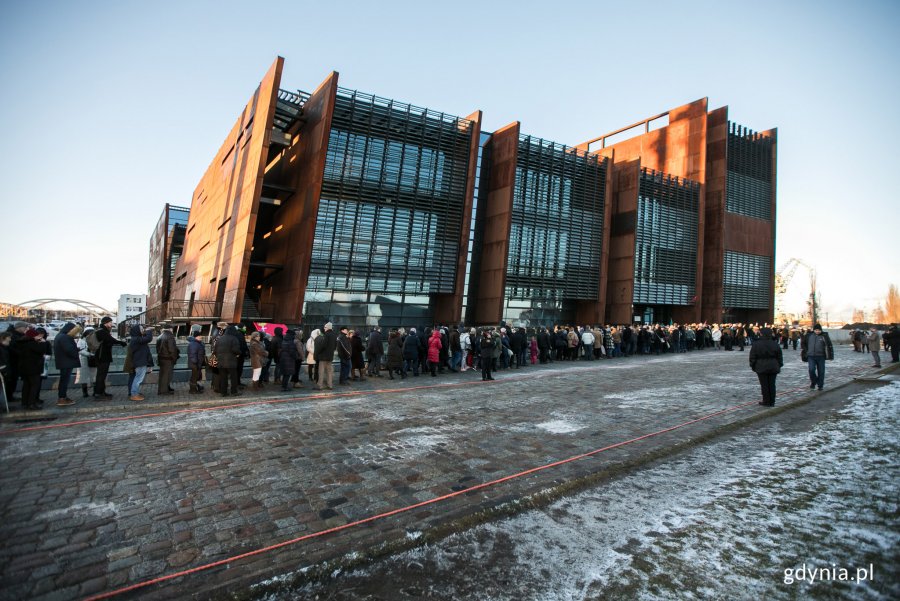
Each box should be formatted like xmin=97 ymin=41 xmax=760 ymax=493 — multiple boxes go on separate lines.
xmin=94 ymin=317 xmax=126 ymax=399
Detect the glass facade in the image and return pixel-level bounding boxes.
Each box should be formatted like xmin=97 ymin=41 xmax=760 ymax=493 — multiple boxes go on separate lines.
xmin=148 ymin=205 xmax=189 ymax=309
xmin=633 ymin=169 xmax=699 ymax=306
xmin=726 ymin=122 xmax=773 ymax=221
xmin=305 ymin=88 xmax=475 ymax=329
xmin=723 ymin=250 xmax=770 ymax=310
xmin=500 ymin=135 xmax=607 ymax=327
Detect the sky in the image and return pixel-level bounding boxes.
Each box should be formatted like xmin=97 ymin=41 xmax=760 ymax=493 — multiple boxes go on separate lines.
xmin=1 ymin=0 xmax=898 ymax=322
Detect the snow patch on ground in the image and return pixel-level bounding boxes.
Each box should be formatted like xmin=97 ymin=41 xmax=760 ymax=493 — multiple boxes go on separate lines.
xmin=535 ymin=419 xmax=585 ymax=434
xmin=35 ymin=501 xmax=119 ymax=521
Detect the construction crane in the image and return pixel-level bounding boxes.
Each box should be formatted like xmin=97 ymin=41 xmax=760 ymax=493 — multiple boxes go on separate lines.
xmin=774 ymin=258 xmax=818 ymax=325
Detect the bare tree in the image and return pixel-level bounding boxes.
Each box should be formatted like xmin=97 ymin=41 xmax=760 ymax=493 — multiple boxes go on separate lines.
xmin=851 ymin=308 xmax=866 ymax=324
xmin=872 ymin=305 xmax=886 ymax=324
xmin=886 ymin=284 xmax=900 ymax=323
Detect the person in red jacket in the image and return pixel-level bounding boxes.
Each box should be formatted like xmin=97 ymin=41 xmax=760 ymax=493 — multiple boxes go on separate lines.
xmin=427 ymin=329 xmax=442 ymax=377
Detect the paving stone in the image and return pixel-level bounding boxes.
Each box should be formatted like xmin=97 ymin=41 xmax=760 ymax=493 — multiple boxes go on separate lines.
xmin=0 ymin=347 xmax=877 ymax=599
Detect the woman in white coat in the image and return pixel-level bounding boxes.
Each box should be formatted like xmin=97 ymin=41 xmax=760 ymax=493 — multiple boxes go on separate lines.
xmin=75 ymin=326 xmax=96 ymax=397
xmin=712 ymin=325 xmax=722 ymax=350
xmin=306 ymin=329 xmax=320 ymax=384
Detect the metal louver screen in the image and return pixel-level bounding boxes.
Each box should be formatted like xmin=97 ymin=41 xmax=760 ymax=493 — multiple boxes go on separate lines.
xmin=633 ymin=169 xmax=699 ymax=305
xmin=310 ymin=88 xmax=474 ymax=294
xmin=505 ymin=135 xmax=607 ymax=301
xmin=723 ymin=250 xmax=770 ymax=309
xmin=726 ymin=122 xmax=773 ymax=221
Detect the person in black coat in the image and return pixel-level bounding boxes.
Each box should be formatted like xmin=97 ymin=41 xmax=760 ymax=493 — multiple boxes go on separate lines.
xmin=271 ymin=327 xmax=284 ymax=382
xmin=365 ymin=327 xmax=383 ymax=377
xmin=53 ymin=323 xmax=81 ymax=406
xmin=94 ymin=316 xmax=127 ymax=398
xmin=749 ymin=327 xmax=784 ymax=407
xmin=480 ymin=329 xmax=495 ymax=381
xmin=127 ymin=324 xmax=154 ymax=401
xmin=278 ymin=330 xmax=299 ymax=391
xmin=403 ymin=328 xmax=421 ymax=376
xmin=18 ymin=328 xmax=51 ymax=409
xmin=4 ymin=321 xmax=28 ymax=402
xmin=214 ymin=325 xmax=242 ymax=396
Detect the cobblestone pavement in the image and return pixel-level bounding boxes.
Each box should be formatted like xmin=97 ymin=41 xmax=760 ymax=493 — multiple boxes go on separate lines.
xmin=0 ymin=346 xmax=887 ymax=600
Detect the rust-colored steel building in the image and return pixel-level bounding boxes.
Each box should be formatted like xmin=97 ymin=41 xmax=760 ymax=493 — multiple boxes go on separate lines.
xmin=164 ymin=58 xmax=776 ymax=330
xmin=579 ymin=98 xmax=777 ymax=325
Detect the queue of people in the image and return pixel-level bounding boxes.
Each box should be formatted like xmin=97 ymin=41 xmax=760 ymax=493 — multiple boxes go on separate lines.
xmin=2 ymin=318 xmax=898 ymax=410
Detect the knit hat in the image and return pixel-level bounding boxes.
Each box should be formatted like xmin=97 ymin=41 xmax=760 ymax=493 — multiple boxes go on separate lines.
xmin=14 ymin=321 xmax=29 ymax=329
xmin=217 ymin=321 xmax=228 ymax=328
xmin=24 ymin=328 xmax=38 ymax=339
xmin=813 ymin=323 xmax=823 ymax=330
xmin=324 ymin=322 xmax=333 ymax=331
xmin=101 ymin=316 xmax=113 ymax=325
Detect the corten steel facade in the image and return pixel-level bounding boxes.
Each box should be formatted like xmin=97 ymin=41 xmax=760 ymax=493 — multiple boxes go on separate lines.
xmin=581 ymin=98 xmax=777 ymax=325
xmin=468 ymin=126 xmax=611 ymax=326
xmin=147 ymin=204 xmax=189 ymax=311
xmin=170 ymin=57 xmax=482 ymax=329
xmin=167 ymin=58 xmax=775 ymax=329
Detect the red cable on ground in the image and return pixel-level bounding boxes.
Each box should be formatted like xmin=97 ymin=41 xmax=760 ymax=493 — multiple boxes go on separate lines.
xmin=82 ymin=383 xmax=828 ymax=601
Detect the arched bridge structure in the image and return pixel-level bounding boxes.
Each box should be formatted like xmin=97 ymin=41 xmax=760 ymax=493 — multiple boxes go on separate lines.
xmin=16 ymin=298 xmax=115 ymax=320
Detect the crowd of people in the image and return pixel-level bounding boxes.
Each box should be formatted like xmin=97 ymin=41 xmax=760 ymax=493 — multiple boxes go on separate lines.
xmin=2 ymin=318 xmax=898 ymax=409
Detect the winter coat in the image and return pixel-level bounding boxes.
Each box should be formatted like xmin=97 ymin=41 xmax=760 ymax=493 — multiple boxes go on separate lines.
xmin=403 ymin=332 xmax=420 ymax=359
xmin=480 ymin=334 xmax=495 ymax=359
xmin=249 ymin=340 xmax=269 ymax=369
xmin=128 ymin=325 xmax=154 ymax=369
xmin=337 ymin=333 xmax=352 ymax=360
xmin=749 ymin=330 xmax=784 ymax=375
xmin=351 ymin=334 xmax=365 ymax=369
xmin=17 ymin=337 xmax=50 ymax=376
xmin=387 ymin=333 xmax=403 ymax=368
xmin=427 ymin=331 xmax=442 ymax=363
xmin=156 ymin=331 xmax=179 ymax=363
xmin=53 ymin=323 xmax=81 ymax=370
xmin=450 ymin=330 xmax=461 ymax=352
xmin=306 ymin=330 xmax=320 ymax=365
xmin=95 ymin=325 xmax=126 ymax=363
xmin=271 ymin=330 xmax=283 ymax=364
xmin=279 ymin=332 xmax=299 ymax=373
xmin=214 ymin=327 xmax=242 ymax=369
xmin=581 ymin=330 xmax=595 ymax=346
xmin=188 ymin=338 xmax=206 ymax=367
xmin=801 ymin=331 xmax=834 ymax=361
xmin=537 ymin=331 xmax=550 ymax=350
xmin=567 ymin=331 xmax=578 ymax=349
xmin=366 ymin=330 xmax=383 ymax=358
xmin=867 ymin=331 xmax=881 ymax=350
xmin=315 ymin=329 xmax=337 ymax=362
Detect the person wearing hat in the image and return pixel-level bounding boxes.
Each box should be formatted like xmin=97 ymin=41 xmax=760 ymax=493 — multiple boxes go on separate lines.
xmin=53 ymin=323 xmax=81 ymax=406
xmin=3 ymin=321 xmax=30 ymax=402
xmin=17 ymin=328 xmax=51 ymax=410
xmin=749 ymin=327 xmax=784 ymax=406
xmin=187 ymin=329 xmax=206 ymax=394
xmin=336 ymin=326 xmax=352 ymax=385
xmin=800 ymin=323 xmax=834 ymax=391
xmin=94 ymin=317 xmax=127 ymax=399
xmin=156 ymin=328 xmax=179 ymax=395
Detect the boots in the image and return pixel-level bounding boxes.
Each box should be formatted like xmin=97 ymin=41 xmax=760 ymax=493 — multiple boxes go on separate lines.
xmin=82 ymin=384 xmax=90 ymax=398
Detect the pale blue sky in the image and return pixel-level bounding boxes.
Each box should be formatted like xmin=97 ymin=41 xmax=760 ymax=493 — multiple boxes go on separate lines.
xmin=1 ymin=0 xmax=898 ymax=321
